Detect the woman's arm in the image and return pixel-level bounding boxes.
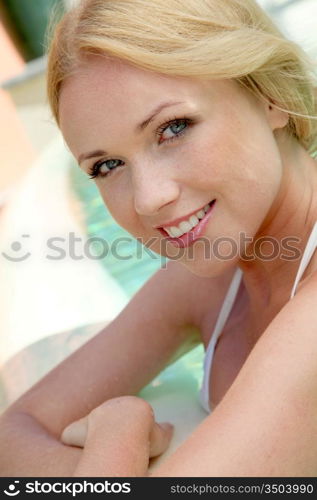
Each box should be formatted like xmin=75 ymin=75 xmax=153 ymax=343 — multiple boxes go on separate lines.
xmin=0 ymin=411 xmax=82 ymax=476
xmin=61 ymin=265 xmax=317 ymax=478
xmin=150 ymin=271 xmax=317 ymax=477
xmin=70 ymin=396 xmax=173 ymax=477
xmin=0 ymin=261 xmax=230 ymax=476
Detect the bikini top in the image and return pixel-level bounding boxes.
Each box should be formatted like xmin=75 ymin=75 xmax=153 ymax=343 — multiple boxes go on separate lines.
xmin=199 ymin=221 xmax=317 ymax=413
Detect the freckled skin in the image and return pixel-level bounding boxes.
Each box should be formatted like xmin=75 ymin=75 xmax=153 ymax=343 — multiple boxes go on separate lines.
xmin=59 ymin=55 xmax=316 ymax=284
xmin=4 ymin=55 xmax=317 ymax=478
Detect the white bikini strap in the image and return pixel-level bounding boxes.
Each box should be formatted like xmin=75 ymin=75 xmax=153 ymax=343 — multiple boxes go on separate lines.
xmin=209 ymin=267 xmax=243 ymax=348
xmin=200 ymin=267 xmax=243 ymax=411
xmin=290 ymin=222 xmax=317 ymax=299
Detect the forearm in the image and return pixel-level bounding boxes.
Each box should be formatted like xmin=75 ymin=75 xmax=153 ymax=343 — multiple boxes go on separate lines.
xmin=70 ymin=397 xmax=172 ymax=477
xmin=0 ymin=410 xmax=82 ymax=476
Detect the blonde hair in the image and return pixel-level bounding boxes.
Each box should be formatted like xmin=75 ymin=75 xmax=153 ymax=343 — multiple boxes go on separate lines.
xmin=47 ymin=0 xmax=317 ymax=152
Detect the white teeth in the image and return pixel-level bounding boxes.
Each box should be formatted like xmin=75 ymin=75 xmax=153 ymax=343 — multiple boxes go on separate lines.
xmin=166 ymin=226 xmax=183 ymax=238
xmin=196 ymin=210 xmax=205 ymax=220
xmin=179 ymin=221 xmax=192 ymax=233
xmin=189 ymin=215 xmax=199 ymax=227
xmin=163 ymin=202 xmax=212 ymax=238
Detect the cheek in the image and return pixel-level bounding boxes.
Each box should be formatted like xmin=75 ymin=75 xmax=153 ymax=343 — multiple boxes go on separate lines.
xmin=98 ymin=182 xmax=142 ymax=235
xmin=98 ymin=184 xmax=126 ymax=224
xmin=198 ymin=121 xmax=283 ymax=234
xmin=211 ymin=118 xmax=283 ymax=191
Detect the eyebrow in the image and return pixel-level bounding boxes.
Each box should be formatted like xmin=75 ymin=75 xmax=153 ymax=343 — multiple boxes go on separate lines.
xmin=137 ymin=100 xmax=185 ymax=131
xmin=78 ymin=149 xmax=108 ymax=165
xmin=78 ymin=100 xmax=185 ymax=165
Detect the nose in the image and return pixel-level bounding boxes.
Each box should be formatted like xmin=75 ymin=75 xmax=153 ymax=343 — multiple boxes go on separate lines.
xmin=132 ymin=162 xmax=180 ymax=216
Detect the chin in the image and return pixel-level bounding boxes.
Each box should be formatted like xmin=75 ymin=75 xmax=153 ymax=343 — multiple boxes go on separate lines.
xmin=179 ymin=255 xmax=237 ymax=278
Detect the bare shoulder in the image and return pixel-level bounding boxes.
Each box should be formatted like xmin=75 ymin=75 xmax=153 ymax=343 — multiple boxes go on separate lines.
xmin=263 ymin=266 xmax=317 ymax=360
xmin=152 ymin=270 xmax=317 ymax=477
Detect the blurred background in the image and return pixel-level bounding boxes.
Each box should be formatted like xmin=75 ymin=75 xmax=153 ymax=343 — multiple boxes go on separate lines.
xmin=0 ymin=0 xmax=316 ymax=411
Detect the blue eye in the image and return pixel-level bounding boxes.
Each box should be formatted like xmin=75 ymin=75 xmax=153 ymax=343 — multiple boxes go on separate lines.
xmin=170 ymin=121 xmax=187 ymax=134
xmin=88 ymin=158 xmax=124 ymax=179
xmin=156 ymin=117 xmax=193 ymax=144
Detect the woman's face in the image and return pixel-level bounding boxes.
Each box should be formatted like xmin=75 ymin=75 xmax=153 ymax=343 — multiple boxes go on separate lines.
xmin=59 ymin=56 xmax=287 ymax=276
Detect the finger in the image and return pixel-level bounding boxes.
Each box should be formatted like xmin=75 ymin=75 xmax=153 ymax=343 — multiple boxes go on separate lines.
xmin=149 ymin=422 xmax=174 ymax=458
xmin=61 ymin=399 xmax=174 ymax=458
xmin=73 ymin=400 xmax=150 ymax=476
xmin=73 ymin=396 xmax=166 ymax=476
xmin=61 ymin=416 xmax=88 ymax=447
xmin=88 ymin=398 xmax=173 ymax=459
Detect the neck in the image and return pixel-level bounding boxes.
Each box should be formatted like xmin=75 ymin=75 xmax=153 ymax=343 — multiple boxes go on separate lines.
xmin=238 ymin=134 xmax=317 ymax=326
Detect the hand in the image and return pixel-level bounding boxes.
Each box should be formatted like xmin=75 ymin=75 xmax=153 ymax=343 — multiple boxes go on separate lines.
xmin=61 ymin=396 xmax=174 ymax=476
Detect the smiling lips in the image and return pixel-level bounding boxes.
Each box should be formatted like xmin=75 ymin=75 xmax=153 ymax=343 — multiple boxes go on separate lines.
xmin=157 ymin=200 xmax=216 ymax=247
xmin=162 ymin=204 xmax=211 ymax=237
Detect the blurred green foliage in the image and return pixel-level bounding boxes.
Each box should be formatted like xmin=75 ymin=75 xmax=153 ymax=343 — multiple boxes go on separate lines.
xmin=2 ymin=0 xmax=64 ymax=60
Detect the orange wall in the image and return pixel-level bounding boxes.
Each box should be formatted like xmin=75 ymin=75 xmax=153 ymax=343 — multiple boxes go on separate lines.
xmin=0 ymin=21 xmax=35 ymax=193
xmin=0 ymin=21 xmax=24 ymax=81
